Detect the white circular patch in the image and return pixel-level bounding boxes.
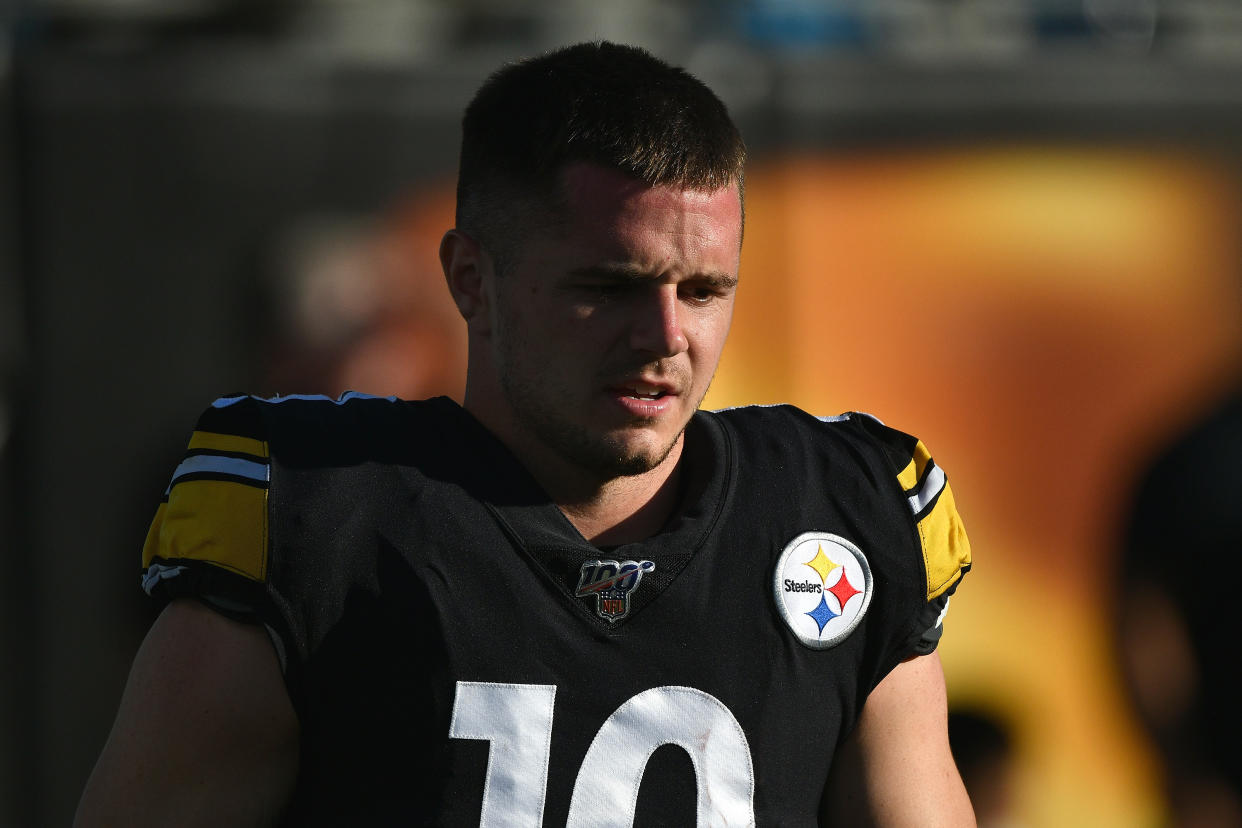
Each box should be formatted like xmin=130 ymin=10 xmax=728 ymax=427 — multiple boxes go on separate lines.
xmin=773 ymin=532 xmax=873 ymax=649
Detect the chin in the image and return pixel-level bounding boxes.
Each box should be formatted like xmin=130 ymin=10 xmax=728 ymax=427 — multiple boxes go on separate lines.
xmin=512 ymin=396 xmax=684 ymax=480
xmin=605 ymin=450 xmax=664 ymax=478
xmin=594 ymin=431 xmax=680 ymax=478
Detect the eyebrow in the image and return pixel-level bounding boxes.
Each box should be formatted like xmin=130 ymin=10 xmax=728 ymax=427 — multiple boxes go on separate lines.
xmin=568 ymin=263 xmax=739 ymax=290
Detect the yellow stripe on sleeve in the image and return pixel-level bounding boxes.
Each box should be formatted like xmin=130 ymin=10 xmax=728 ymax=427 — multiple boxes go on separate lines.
xmin=187 ymin=430 xmax=267 ymax=458
xmin=142 ymin=502 xmax=167 ymax=569
xmin=147 ymin=478 xmax=268 ymax=581
xmin=917 ymin=479 xmax=972 ymax=600
xmin=896 ymin=440 xmax=934 ymax=492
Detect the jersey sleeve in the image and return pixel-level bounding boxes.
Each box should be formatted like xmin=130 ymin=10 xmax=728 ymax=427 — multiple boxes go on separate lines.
xmin=852 ymin=413 xmax=972 ymax=654
xmin=141 ymin=395 xmax=274 ymax=622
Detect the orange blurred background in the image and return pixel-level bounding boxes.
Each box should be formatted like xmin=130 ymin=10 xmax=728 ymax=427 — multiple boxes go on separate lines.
xmin=706 ymin=148 xmax=1242 ymax=827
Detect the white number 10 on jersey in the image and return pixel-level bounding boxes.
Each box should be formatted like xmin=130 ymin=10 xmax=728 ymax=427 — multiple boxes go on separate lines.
xmin=449 ymin=681 xmax=756 ymax=827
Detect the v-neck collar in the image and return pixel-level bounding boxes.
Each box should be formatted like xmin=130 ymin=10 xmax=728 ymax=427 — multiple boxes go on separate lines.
xmin=428 ymin=397 xmax=735 ymax=626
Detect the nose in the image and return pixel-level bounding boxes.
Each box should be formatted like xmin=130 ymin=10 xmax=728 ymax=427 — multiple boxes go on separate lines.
xmin=629 ymin=284 xmax=688 ymax=357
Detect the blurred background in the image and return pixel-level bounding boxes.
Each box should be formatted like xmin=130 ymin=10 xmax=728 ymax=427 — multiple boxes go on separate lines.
xmin=4 ymin=0 xmax=1242 ymax=825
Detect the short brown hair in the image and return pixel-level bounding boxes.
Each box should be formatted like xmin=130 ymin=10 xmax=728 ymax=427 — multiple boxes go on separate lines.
xmin=456 ymin=41 xmax=746 ymax=270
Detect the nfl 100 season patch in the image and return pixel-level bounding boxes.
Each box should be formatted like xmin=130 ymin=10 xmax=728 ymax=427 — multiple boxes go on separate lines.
xmin=575 ymin=559 xmax=656 ymax=622
xmin=774 ymin=532 xmax=873 ymax=649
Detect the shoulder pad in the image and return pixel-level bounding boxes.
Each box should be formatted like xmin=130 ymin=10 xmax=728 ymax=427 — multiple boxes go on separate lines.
xmin=849 ymin=413 xmax=972 ymax=602
xmin=142 ymin=395 xmax=270 ymax=589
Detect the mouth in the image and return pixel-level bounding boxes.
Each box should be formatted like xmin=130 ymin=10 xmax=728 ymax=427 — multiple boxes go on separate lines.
xmin=617 ymin=382 xmax=671 ymax=401
xmin=604 ymin=377 xmax=680 ymax=416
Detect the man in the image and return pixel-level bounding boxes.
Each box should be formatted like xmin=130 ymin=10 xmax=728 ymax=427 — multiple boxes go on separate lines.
xmin=77 ymin=42 xmax=974 ymax=826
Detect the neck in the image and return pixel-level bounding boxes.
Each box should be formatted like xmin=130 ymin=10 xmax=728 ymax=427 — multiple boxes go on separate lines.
xmin=555 ymin=442 xmax=686 ymax=546
xmin=461 ymin=377 xmax=690 ymax=546
xmin=496 ymin=426 xmax=686 ymax=546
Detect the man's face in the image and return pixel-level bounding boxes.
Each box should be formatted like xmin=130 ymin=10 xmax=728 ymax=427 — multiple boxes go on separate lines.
xmin=485 ymin=162 xmax=742 ymax=481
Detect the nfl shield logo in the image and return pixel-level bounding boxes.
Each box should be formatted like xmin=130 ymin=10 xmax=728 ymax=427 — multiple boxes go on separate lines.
xmin=575 ymin=559 xmax=655 ymax=622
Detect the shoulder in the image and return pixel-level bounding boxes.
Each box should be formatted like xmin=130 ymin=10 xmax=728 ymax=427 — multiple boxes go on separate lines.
xmin=712 ymin=402 xmax=933 ymax=472
xmin=711 ymin=403 xmax=972 ymax=604
xmin=141 ymin=393 xmax=456 ymax=598
xmin=193 ymin=392 xmax=467 ymax=468
xmin=708 ymin=402 xmax=858 ymax=441
xmin=709 ymin=404 xmax=916 ymax=470
xmin=206 ymin=390 xmax=431 ymax=441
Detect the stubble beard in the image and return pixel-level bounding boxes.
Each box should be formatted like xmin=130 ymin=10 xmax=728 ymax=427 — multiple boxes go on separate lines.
xmin=496 ymin=342 xmax=705 ymax=481
xmin=499 ymin=365 xmax=690 ymax=480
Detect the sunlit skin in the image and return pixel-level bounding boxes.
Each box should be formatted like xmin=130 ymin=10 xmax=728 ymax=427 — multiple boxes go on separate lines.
xmin=441 ymin=162 xmax=743 ymax=543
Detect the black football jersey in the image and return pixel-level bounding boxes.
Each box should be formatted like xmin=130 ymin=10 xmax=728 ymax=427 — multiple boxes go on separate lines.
xmin=141 ymin=394 xmax=971 ymax=826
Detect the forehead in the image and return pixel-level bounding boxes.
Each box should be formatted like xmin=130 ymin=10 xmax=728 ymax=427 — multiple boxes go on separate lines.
xmin=551 ymin=162 xmax=743 ymax=264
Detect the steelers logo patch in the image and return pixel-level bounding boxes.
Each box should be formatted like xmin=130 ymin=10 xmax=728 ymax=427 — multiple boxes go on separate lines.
xmin=773 ymin=532 xmax=873 ymax=649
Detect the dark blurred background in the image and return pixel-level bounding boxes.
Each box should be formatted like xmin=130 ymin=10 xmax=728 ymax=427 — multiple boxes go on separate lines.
xmin=5 ymin=2 xmax=1242 ymax=826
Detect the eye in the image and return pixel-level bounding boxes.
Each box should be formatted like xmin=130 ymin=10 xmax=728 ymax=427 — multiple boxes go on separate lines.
xmin=681 ymin=284 xmax=719 ymax=305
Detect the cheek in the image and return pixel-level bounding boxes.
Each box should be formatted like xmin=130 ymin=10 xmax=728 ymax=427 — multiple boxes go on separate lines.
xmin=689 ymin=307 xmax=734 ymax=354
xmin=503 ymin=301 xmax=589 ymax=358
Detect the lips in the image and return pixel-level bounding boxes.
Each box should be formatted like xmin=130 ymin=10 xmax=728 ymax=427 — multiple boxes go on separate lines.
xmin=621 ymin=382 xmax=667 ymax=400
xmin=607 ymin=378 xmax=677 ymax=401
xmin=603 ymin=375 xmax=681 ymax=418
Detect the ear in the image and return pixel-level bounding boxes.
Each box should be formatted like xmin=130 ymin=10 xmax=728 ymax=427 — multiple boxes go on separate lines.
xmin=440 ymin=229 xmax=494 ymax=332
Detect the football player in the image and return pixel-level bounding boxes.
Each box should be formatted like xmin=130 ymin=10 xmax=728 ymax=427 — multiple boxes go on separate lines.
xmin=77 ymin=42 xmax=974 ymax=826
